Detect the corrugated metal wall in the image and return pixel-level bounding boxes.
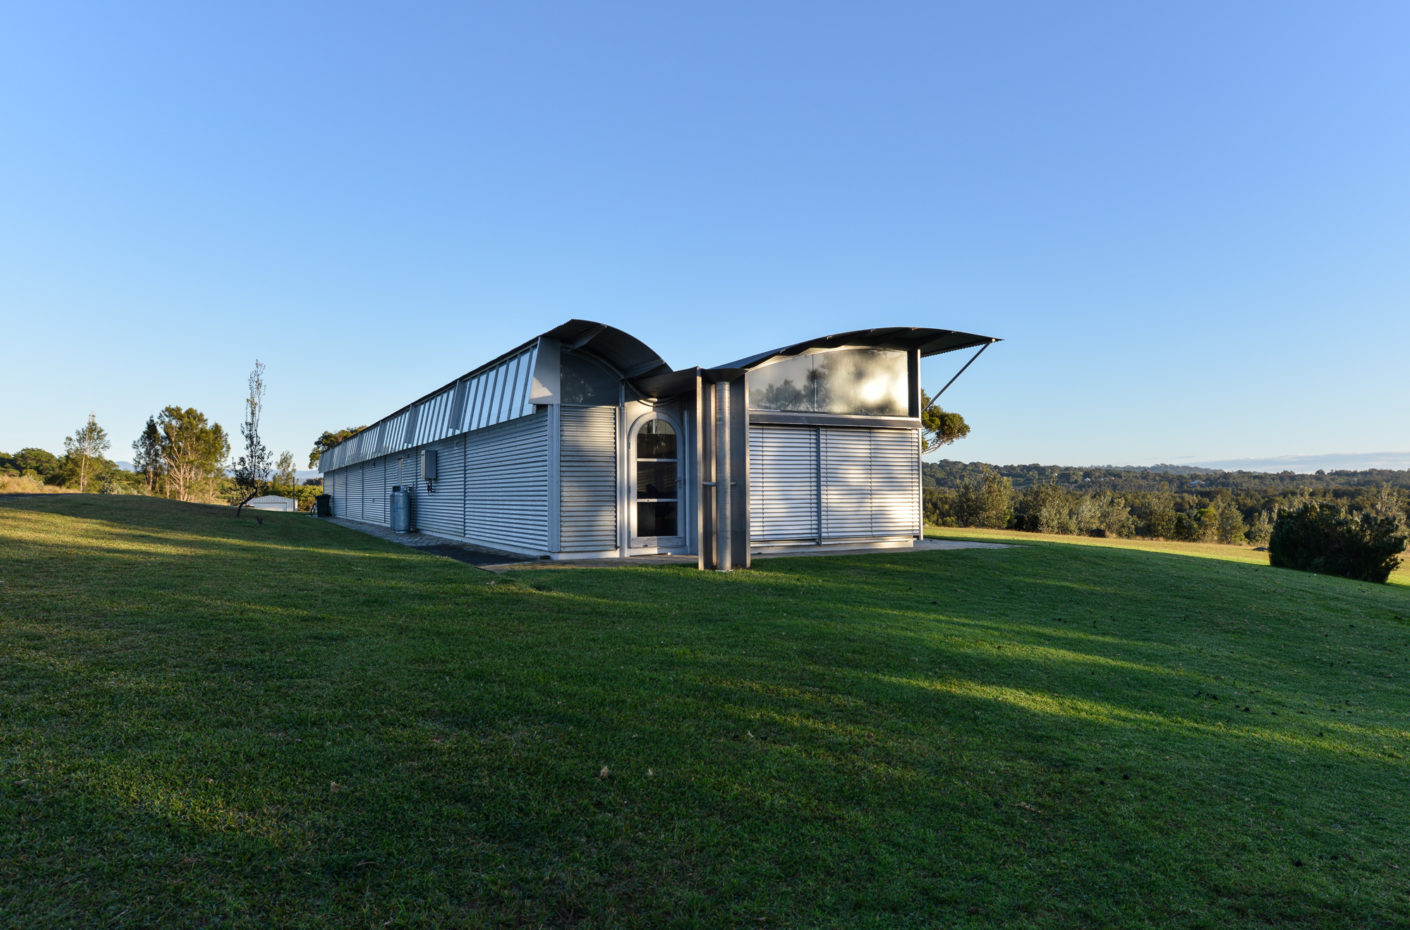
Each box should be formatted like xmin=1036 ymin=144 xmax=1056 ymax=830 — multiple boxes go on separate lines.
xmin=363 ymin=458 xmax=387 ymax=525
xmin=465 ymin=411 xmax=549 ymax=552
xmin=867 ymin=429 xmax=921 ymax=536
xmin=749 ymin=426 xmax=819 ymax=542
xmin=748 ymin=424 xmax=920 ymax=545
xmin=327 ymin=470 xmax=344 ymax=517
xmin=344 ymin=465 xmax=360 ymax=524
xmin=414 ymin=437 xmax=465 ymax=539
xmin=559 ymin=406 xmax=618 ymax=551
xmin=821 ymin=429 xmax=872 ymax=538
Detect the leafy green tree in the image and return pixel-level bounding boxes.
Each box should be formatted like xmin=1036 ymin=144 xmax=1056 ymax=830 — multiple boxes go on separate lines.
xmin=1216 ymin=501 xmax=1248 ymax=545
xmin=153 ymin=406 xmax=229 ymax=502
xmin=1015 ymin=482 xmax=1073 ymax=534
xmin=63 ymin=413 xmax=110 ymax=492
xmin=1361 ymin=484 xmax=1408 ymax=528
xmin=1270 ymin=502 xmax=1406 ymax=583
xmin=1246 ymin=509 xmax=1276 ymax=546
xmin=954 ymin=466 xmax=1013 ymax=528
xmin=131 ymin=417 xmax=163 ymax=494
xmin=12 ymin=447 xmax=60 ymax=481
xmin=273 ymin=450 xmax=297 ymax=497
xmin=233 ymin=360 xmax=271 ymax=517
xmin=309 ymin=426 xmax=366 ymax=469
xmin=919 ymin=390 xmax=970 ymax=453
xmin=1093 ymin=492 xmax=1136 ymax=538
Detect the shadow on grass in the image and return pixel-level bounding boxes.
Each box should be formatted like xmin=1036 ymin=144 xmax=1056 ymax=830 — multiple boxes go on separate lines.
xmin=4 ymin=494 xmax=1410 ymax=927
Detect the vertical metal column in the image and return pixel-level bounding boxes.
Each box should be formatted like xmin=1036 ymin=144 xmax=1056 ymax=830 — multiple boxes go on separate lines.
xmin=714 ymin=381 xmax=732 ymax=572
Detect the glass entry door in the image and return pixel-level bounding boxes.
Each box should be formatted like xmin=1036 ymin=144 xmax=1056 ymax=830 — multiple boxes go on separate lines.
xmin=631 ymin=416 xmax=684 ymax=547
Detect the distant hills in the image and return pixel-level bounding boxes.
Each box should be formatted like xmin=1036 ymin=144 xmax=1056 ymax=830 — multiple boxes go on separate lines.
xmin=923 ymin=459 xmax=1410 ymax=494
xmin=1186 ymin=453 xmax=1410 ymax=473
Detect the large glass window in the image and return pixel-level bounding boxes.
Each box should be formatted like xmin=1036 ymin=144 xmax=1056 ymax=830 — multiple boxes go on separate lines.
xmin=635 ymin=418 xmax=678 ymax=538
xmin=747 ymin=347 xmax=909 ymax=416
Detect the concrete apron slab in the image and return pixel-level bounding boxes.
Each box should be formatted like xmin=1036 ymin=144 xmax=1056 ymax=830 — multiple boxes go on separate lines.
xmin=319 ymin=516 xmax=1009 ymax=573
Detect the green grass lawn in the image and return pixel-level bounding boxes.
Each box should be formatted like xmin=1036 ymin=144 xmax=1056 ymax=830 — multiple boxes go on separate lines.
xmin=928 ymin=524 xmax=1410 ymax=586
xmin=2 ymin=495 xmax=1408 ymax=929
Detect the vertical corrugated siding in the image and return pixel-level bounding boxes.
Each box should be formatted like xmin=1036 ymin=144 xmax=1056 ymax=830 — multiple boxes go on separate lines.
xmin=748 ymin=426 xmax=820 ymax=542
xmin=465 ymin=411 xmax=549 ymax=551
xmin=327 ymin=471 xmax=342 ymax=516
xmin=414 ymin=437 xmax=465 ymax=538
xmin=869 ymin=430 xmax=921 ymax=535
xmin=347 ymin=465 xmax=364 ymax=521
xmin=749 ymin=424 xmax=920 ymax=544
xmin=363 ymin=458 xmax=387 ymax=525
xmin=559 ymin=406 xmax=618 ymax=551
xmin=821 ymin=429 xmax=873 ymax=538
xmin=387 ymin=455 xmax=407 ymax=491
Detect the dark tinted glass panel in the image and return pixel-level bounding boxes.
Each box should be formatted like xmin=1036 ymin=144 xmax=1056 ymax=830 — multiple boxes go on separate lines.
xmin=636 ymin=461 xmax=677 ymax=499
xmin=637 ymin=501 xmax=678 ymax=537
xmin=560 ymin=351 xmax=620 ymax=405
xmin=636 ymin=419 xmax=676 ymax=458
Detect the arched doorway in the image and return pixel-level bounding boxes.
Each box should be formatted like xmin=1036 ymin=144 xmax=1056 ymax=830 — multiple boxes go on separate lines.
xmin=630 ymin=415 xmax=684 ymax=548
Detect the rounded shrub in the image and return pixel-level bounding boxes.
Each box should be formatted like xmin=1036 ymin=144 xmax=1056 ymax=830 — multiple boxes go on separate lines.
xmin=1268 ymin=501 xmax=1406 ymax=583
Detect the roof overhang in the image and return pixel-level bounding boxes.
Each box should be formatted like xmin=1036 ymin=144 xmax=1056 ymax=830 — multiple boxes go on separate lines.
xmin=543 ymin=319 xmax=671 ymax=380
xmin=715 ymin=326 xmax=999 ymax=371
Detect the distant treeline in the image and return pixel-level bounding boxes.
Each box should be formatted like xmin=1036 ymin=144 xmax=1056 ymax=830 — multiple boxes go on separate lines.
xmin=1 ymin=444 xmax=323 ymax=509
xmin=923 ymin=461 xmax=1410 ymax=545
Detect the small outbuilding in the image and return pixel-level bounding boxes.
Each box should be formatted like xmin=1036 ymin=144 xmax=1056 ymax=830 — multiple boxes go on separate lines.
xmin=245 ymin=495 xmax=297 ymax=512
xmin=319 ymin=320 xmax=997 ymax=569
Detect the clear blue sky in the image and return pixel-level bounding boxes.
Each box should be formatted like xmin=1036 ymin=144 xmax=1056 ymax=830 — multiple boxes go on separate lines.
xmin=3 ymin=1 xmax=1407 ymax=472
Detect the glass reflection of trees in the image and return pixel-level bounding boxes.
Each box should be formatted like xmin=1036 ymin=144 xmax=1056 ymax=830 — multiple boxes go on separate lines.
xmin=747 ymin=347 xmax=908 ymax=416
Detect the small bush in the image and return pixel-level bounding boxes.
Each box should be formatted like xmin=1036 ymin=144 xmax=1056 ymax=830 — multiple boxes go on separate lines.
xmin=1269 ymin=502 xmax=1406 ymax=583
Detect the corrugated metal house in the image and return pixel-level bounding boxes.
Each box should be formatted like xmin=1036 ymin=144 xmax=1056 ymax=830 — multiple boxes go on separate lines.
xmin=319 ymin=321 xmax=997 ymax=569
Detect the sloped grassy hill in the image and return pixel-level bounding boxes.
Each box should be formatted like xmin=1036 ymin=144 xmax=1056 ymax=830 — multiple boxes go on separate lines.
xmin=2 ymin=495 xmax=1408 ymax=929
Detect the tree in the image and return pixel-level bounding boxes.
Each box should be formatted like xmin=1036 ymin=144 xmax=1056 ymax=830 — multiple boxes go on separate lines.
xmin=131 ymin=417 xmax=163 ymax=494
xmin=273 ymin=450 xmax=297 ymax=497
xmin=63 ymin=413 xmax=110 ymax=493
xmin=1269 ymin=501 xmax=1406 ymax=583
xmin=954 ymin=465 xmax=1013 ymax=528
xmin=919 ymin=390 xmax=970 ymax=453
xmin=308 ymin=426 xmax=366 ymax=469
xmin=1215 ymin=501 xmax=1248 ymax=545
xmin=11 ymin=447 xmax=60 ymax=481
xmin=153 ymin=406 xmax=229 ymax=502
xmin=1015 ymin=482 xmax=1073 ymax=534
xmin=233 ymin=360 xmax=272 ymax=516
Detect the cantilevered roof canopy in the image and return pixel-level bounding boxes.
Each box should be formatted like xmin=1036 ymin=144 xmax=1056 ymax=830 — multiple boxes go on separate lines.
xmin=715 ymin=326 xmax=999 ymax=371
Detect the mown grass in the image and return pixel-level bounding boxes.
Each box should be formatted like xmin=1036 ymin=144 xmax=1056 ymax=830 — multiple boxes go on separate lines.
xmin=2 ymin=495 xmax=1408 ymax=929
xmin=929 ymin=524 xmax=1410 ymax=586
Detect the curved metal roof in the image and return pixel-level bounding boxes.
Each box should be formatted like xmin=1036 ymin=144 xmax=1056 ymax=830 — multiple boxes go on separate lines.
xmin=321 ymin=320 xmax=672 ymax=468
xmin=542 ymin=319 xmax=671 ymax=379
xmin=714 ymin=326 xmax=999 ymax=371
